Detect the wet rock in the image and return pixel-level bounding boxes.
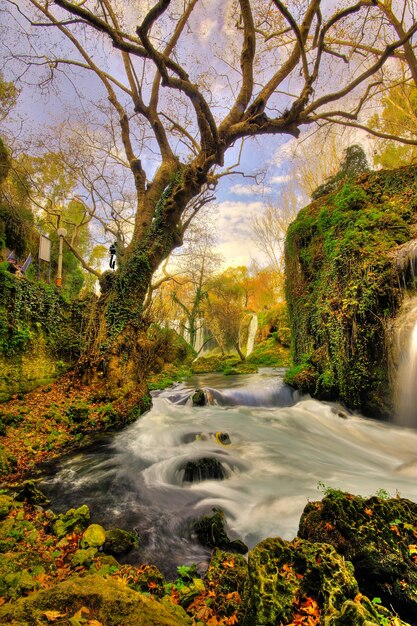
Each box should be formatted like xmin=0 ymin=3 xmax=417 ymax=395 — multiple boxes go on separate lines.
xmin=204 ymin=548 xmax=251 ymax=624
xmin=193 ymin=508 xmax=248 ymax=554
xmin=245 ymin=537 xmax=400 ymax=626
xmin=298 ymin=491 xmax=417 ymax=625
xmin=81 ymin=523 xmax=106 ymax=548
xmin=104 ymin=528 xmax=139 ymax=556
xmin=0 ymin=574 xmax=192 ymax=625
xmin=15 ymin=480 xmax=51 ymax=506
xmin=181 ymin=457 xmax=225 ymax=483
xmin=52 ymin=504 xmax=90 ymax=539
xmin=191 ymin=389 xmax=206 ymax=406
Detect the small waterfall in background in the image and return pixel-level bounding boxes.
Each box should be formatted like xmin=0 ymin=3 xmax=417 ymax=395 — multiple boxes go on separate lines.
xmin=194 ymin=318 xmax=205 ymax=354
xmin=393 ymin=297 xmax=417 ymax=428
xmin=246 ymin=313 xmax=258 ymax=357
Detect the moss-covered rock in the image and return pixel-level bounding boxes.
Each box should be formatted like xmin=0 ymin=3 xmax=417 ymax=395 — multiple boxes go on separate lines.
xmin=193 ymin=508 xmax=248 ymax=554
xmin=103 ymin=527 xmax=139 ymax=556
xmin=0 ymin=574 xmax=192 ymax=625
xmin=285 ymin=165 xmax=417 ymax=417
xmin=246 ymin=536 xmax=405 ymax=626
xmin=52 ymin=505 xmax=90 ymax=539
xmin=298 ymin=491 xmax=417 ymax=624
xmin=80 ymin=523 xmax=106 ymax=548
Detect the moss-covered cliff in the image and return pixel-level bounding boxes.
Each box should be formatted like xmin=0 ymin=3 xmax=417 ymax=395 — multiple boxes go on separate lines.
xmin=0 ymin=268 xmax=84 ymax=401
xmin=285 ymin=165 xmax=417 ymax=417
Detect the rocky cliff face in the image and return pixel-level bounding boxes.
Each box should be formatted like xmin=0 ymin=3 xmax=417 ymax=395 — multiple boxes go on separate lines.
xmin=285 ymin=165 xmax=417 ymax=418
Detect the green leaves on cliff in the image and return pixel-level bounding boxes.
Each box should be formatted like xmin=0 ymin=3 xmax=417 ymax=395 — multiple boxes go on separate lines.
xmin=285 ymin=165 xmax=417 ymax=414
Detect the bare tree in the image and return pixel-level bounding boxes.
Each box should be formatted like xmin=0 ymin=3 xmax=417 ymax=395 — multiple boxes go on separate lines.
xmin=3 ymin=0 xmax=417 ymax=396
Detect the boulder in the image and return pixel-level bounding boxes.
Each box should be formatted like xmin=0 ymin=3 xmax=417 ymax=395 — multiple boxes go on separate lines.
xmin=180 ymin=457 xmax=225 ymax=483
xmin=52 ymin=505 xmax=90 ymax=539
xmin=298 ymin=491 xmax=417 ymax=625
xmin=191 ymin=389 xmax=206 ymax=406
xmin=193 ymin=508 xmax=248 ymax=554
xmin=0 ymin=574 xmax=192 ymax=625
xmin=81 ymin=523 xmax=106 ymax=548
xmin=104 ymin=528 xmax=139 ymax=556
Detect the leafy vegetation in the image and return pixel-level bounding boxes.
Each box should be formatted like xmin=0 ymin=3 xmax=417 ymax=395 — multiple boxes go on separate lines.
xmin=285 ymin=164 xmax=417 ymax=416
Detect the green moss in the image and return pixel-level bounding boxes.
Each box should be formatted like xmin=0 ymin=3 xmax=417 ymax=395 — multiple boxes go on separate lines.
xmin=52 ymin=505 xmax=90 ymax=539
xmin=285 ymin=165 xmax=417 ymax=416
xmin=299 ymin=492 xmax=417 ymax=623
xmin=0 ymin=574 xmax=192 ymax=625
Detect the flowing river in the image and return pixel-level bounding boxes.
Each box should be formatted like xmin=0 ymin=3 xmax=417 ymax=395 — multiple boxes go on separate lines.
xmin=40 ymin=368 xmax=417 ymax=579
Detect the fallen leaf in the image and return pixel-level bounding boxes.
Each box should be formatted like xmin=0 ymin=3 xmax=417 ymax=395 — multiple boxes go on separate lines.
xmin=364 ymin=508 xmax=373 ymax=516
xmin=43 ymin=610 xmax=67 ymax=622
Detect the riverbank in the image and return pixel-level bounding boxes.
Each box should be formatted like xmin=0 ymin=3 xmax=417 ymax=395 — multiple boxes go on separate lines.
xmin=0 ymin=486 xmax=415 ymax=625
xmin=0 ymin=341 xmax=289 ymax=484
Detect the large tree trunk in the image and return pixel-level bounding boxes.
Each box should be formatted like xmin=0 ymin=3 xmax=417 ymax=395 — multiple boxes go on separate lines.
xmin=79 ymin=162 xmax=211 ymax=406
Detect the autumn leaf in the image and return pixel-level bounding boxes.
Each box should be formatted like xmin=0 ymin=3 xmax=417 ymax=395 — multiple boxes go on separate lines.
xmin=69 ymin=606 xmax=90 ymax=626
xmin=364 ymin=508 xmax=373 ymax=516
xmin=227 ymin=613 xmax=239 ymax=625
xmin=222 ymin=559 xmax=235 ymax=569
xmin=43 ymin=610 xmax=67 ymax=622
xmin=408 ymin=544 xmax=417 ymax=554
xmin=324 ymin=522 xmax=334 ymax=532
xmin=86 ymin=621 xmax=104 ymax=626
xmin=148 ymin=580 xmax=158 ymax=589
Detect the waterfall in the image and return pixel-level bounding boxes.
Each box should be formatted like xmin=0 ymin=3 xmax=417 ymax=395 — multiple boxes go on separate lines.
xmin=393 ymin=298 xmax=417 ymax=428
xmin=194 ymin=319 xmax=205 ymax=354
xmin=246 ymin=313 xmax=258 ymax=356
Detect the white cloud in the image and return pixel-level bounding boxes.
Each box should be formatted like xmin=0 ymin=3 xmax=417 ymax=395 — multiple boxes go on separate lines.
xmin=213 ymin=200 xmax=265 ymax=267
xmin=270 ymin=174 xmax=292 ymax=185
xmin=230 ymin=183 xmax=273 ymax=197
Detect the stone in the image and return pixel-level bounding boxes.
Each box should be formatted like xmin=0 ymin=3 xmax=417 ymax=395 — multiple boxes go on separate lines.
xmin=80 ymin=524 xmax=106 ymax=548
xmin=0 ymin=574 xmax=192 ymax=625
xmin=193 ymin=508 xmax=248 ymax=554
xmin=298 ymin=491 xmax=417 ymax=625
xmin=191 ymin=389 xmax=206 ymax=406
xmin=15 ymin=480 xmax=50 ymax=506
xmin=52 ymin=505 xmax=90 ymax=539
xmin=104 ymin=528 xmax=139 ymax=556
xmin=180 ymin=457 xmax=225 ymax=483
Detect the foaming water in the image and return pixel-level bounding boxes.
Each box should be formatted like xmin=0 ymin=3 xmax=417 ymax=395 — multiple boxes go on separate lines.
xmin=40 ymin=369 xmax=417 ymax=578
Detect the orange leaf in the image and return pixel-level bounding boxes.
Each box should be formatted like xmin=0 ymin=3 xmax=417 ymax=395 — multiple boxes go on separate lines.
xmin=148 ymin=581 xmax=157 ymax=589
xmin=364 ymin=508 xmax=373 ymax=516
xmin=227 ymin=613 xmax=239 ymax=625
xmin=324 ymin=522 xmax=334 ymax=532
xmin=43 ymin=610 xmax=67 ymax=622
xmin=222 ymin=559 xmax=235 ymax=569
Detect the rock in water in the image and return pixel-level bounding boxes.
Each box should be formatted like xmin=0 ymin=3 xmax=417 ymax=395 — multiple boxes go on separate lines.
xmin=193 ymin=508 xmax=248 ymax=554
xmin=191 ymin=389 xmax=206 ymax=406
xmin=180 ymin=457 xmax=225 ymax=483
xmin=104 ymin=528 xmax=139 ymax=556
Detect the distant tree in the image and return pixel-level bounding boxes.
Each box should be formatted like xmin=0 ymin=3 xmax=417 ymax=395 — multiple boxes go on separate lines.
xmin=251 ymin=185 xmax=300 ymax=284
xmin=311 ymin=145 xmax=370 ymax=200
xmin=206 ymin=267 xmax=250 ymax=360
xmin=371 ymin=79 xmax=417 ymax=169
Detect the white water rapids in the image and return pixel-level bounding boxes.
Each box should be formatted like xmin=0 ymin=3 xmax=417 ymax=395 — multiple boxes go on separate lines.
xmin=40 ymin=369 xmax=417 ymax=578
